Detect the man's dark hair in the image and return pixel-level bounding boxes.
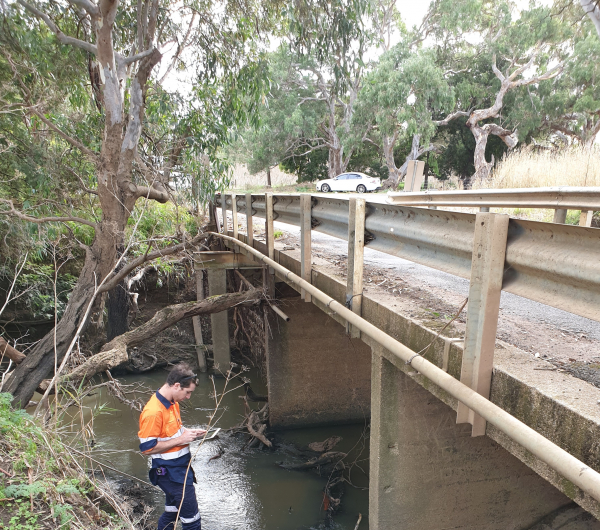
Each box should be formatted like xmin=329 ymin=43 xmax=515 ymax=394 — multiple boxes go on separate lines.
xmin=166 ymin=363 xmax=198 ymax=388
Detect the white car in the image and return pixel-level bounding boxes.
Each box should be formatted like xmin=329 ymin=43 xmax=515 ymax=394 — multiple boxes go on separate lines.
xmin=316 ymin=172 xmax=381 ymax=193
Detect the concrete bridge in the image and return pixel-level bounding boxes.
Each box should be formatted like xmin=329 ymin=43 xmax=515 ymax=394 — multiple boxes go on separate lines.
xmin=194 ymin=191 xmax=600 ymax=529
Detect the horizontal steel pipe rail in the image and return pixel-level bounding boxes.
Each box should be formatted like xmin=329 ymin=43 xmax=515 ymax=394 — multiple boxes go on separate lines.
xmin=212 ymin=231 xmax=600 ymax=504
xmin=386 ymin=187 xmax=600 ymax=210
xmin=217 ymin=193 xmax=600 ymax=322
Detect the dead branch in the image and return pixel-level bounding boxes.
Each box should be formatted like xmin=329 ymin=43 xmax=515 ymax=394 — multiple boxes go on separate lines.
xmin=60 ymin=289 xmax=261 ymax=385
xmin=0 ymin=338 xmax=26 ymax=364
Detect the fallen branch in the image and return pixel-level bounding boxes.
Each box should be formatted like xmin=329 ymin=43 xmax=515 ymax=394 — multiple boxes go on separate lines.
xmin=279 ymin=451 xmax=347 ymax=471
xmin=247 ymin=410 xmax=272 ymax=448
xmin=61 ymin=289 xmax=261 ymax=385
xmin=0 ymin=338 xmax=26 ymax=364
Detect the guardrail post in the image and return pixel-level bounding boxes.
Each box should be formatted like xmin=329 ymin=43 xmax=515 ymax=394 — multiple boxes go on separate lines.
xmin=300 ymin=194 xmax=312 ymax=303
xmin=580 ymin=210 xmax=594 ymax=227
xmin=553 ymin=208 xmax=567 ymax=224
xmin=457 ymin=212 xmax=509 ymax=437
xmin=192 ymin=270 xmax=207 ymax=372
xmin=346 ymin=197 xmax=365 ymax=338
xmin=265 ymin=192 xmax=275 ymax=296
xmin=231 ymin=192 xmax=238 ymax=239
xmin=221 ymin=194 xmax=228 ymax=234
xmin=245 ymin=193 xmax=253 ymax=246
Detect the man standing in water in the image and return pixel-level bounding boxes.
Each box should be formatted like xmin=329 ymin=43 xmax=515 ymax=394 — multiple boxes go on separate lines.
xmin=139 ymin=363 xmax=206 ymax=530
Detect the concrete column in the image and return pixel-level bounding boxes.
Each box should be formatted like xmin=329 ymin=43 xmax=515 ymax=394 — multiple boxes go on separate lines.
xmin=207 ymin=269 xmax=230 ymax=369
xmin=265 ymin=291 xmax=371 ymax=428
xmin=369 ymin=347 xmax=572 ymax=530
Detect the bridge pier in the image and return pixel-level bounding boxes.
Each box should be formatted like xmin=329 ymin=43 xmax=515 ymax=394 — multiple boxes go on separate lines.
xmin=265 ymin=285 xmax=371 ymax=429
xmin=370 ymin=347 xmax=572 ymax=530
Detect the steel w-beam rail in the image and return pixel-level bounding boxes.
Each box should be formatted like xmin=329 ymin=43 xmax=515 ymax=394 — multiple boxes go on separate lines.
xmin=211 ymin=230 xmax=600 ymax=505
xmin=218 ymin=193 xmax=600 ymax=322
xmin=386 ymin=186 xmax=600 ymax=210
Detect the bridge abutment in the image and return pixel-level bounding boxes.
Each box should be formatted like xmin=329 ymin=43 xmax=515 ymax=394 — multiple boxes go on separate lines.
xmin=370 ymin=347 xmax=572 ymax=530
xmin=266 ymin=286 xmax=371 ymax=429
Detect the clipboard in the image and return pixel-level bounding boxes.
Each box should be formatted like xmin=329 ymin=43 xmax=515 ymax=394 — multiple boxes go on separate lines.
xmin=196 ymin=428 xmax=220 ymax=441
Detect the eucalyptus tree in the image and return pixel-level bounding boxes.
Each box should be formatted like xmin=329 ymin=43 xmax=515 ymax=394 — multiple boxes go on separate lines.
xmin=431 ymin=1 xmax=566 ymax=181
xmin=351 ymin=41 xmax=453 ymax=188
xmin=0 ymin=0 xmax=280 ymax=407
xmin=285 ymin=0 xmax=376 ymax=178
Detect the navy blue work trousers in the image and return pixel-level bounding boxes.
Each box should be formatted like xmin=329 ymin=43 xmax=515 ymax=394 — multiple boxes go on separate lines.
xmin=156 ymin=474 xmax=201 ymax=530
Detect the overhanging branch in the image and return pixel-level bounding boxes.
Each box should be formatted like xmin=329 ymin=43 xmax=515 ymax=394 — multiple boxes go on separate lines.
xmin=99 ymin=232 xmax=208 ymax=293
xmin=0 ymin=198 xmax=98 ymax=229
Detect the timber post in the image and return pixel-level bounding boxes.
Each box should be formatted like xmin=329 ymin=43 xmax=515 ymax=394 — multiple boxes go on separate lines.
xmin=221 ymin=194 xmax=228 ymax=234
xmin=346 ymin=197 xmax=365 ymax=338
xmin=457 ymin=212 xmax=509 ymax=436
xmin=300 ymin=194 xmax=312 ymax=303
xmin=231 ymin=192 xmax=238 ymax=239
xmin=245 ymin=193 xmax=253 ymax=247
xmin=265 ymin=192 xmax=275 ymax=297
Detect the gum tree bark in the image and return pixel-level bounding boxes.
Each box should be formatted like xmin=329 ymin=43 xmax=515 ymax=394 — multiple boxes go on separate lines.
xmin=6 ymin=0 xmax=172 ymax=408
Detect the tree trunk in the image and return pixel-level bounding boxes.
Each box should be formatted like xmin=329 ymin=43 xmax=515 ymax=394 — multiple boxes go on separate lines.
xmin=382 ymin=133 xmax=421 ymax=190
xmin=6 ymin=243 xmax=114 ymax=407
xmin=328 ymin=144 xmax=344 ymax=179
xmin=382 ymin=135 xmax=400 ymax=188
xmin=266 ymin=166 xmax=272 ymax=188
xmin=61 ymin=289 xmax=261 ymax=386
xmin=106 ymin=281 xmax=129 ymax=341
xmin=470 ymin=125 xmax=493 ymax=183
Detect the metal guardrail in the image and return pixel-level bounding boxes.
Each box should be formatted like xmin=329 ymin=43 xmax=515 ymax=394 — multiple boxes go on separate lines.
xmin=386 ymin=186 xmax=600 ymax=210
xmin=214 ymin=230 xmax=600 ymax=505
xmin=217 ymin=193 xmax=600 ymax=323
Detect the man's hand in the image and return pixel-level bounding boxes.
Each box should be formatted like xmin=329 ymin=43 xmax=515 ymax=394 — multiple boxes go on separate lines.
xmin=189 ymin=428 xmax=208 ymax=440
xmin=179 ymin=428 xmax=201 ymax=444
xmin=142 ymin=427 xmax=206 ymax=455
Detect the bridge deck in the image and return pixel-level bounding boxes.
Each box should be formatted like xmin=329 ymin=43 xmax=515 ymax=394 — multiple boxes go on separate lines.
xmin=225 ymin=234 xmax=600 ymax=518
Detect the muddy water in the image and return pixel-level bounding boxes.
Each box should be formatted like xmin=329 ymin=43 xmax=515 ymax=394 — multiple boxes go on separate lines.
xmin=81 ymin=370 xmax=370 ymax=529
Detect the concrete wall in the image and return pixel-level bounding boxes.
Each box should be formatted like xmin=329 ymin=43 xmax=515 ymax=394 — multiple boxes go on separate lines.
xmin=266 ymin=285 xmax=371 ymax=429
xmin=370 ymin=347 xmax=573 ymax=530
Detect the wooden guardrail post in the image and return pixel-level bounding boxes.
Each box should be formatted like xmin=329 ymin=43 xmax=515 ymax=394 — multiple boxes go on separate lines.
xmin=221 ymin=194 xmax=228 ymax=234
xmin=231 ymin=192 xmax=238 ymax=239
xmin=346 ymin=197 xmax=366 ymax=338
xmin=245 ymin=193 xmax=253 ymax=246
xmin=457 ymin=212 xmax=509 ymax=437
xmin=580 ymin=210 xmax=594 ymax=227
xmin=265 ymin=192 xmax=275 ymax=297
xmin=192 ymin=270 xmax=207 ymax=372
xmin=300 ymin=194 xmax=312 ymax=302
xmin=553 ymin=208 xmax=567 ymax=224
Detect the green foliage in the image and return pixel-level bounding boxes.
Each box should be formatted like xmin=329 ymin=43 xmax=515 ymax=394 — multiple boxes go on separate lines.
xmin=0 ymin=393 xmax=125 ymax=528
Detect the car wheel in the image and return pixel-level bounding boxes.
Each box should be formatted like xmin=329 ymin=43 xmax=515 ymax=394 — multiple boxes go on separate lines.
xmin=356 ymin=184 xmax=366 ymax=193
xmin=321 ymin=184 xmax=331 ymax=192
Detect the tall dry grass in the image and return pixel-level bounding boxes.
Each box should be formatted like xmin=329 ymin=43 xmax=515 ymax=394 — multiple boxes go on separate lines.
xmin=476 ymin=146 xmax=600 ymax=189
xmin=229 ymin=164 xmax=297 ymax=189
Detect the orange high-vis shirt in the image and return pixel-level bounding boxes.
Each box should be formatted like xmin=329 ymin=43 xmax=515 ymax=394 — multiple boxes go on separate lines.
xmin=138 ymin=391 xmax=190 ymax=465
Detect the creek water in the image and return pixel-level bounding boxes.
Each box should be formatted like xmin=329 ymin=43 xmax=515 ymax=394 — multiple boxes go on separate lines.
xmin=74 ymin=369 xmax=370 ymax=530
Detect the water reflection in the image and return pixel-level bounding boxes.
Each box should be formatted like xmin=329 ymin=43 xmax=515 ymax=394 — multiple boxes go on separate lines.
xmin=65 ymin=369 xmax=369 ymax=529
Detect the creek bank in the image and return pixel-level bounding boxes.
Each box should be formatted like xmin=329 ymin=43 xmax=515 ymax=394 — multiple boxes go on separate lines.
xmin=0 ymin=393 xmax=136 ymax=529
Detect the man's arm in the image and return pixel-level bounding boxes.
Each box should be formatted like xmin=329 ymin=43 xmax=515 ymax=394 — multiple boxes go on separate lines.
xmin=141 ymin=427 xmax=208 ymax=456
